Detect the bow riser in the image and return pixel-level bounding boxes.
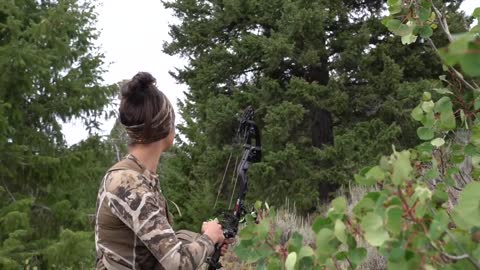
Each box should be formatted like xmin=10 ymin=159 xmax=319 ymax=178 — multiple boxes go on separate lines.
xmin=206 ymin=107 xmax=262 ymax=270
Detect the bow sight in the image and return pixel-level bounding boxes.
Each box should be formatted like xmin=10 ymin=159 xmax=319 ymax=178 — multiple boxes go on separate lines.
xmin=206 ymin=106 xmax=262 ymax=270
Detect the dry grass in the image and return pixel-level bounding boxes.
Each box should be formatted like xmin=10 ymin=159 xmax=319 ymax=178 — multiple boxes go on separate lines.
xmin=219 ymin=184 xmax=387 ymax=270
xmin=274 ymin=199 xmax=317 ymax=246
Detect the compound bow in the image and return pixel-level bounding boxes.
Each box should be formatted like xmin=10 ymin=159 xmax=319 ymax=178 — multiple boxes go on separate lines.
xmin=206 ymin=106 xmax=262 ymax=270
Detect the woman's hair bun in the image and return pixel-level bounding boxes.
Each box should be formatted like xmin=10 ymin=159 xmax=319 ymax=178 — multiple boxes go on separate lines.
xmin=121 ymin=72 xmax=156 ymax=102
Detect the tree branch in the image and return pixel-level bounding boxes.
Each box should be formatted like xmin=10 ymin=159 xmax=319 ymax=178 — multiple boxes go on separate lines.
xmin=445 ymin=229 xmax=480 ymax=269
xmin=431 ymin=2 xmax=453 ymax=42
xmin=442 ymin=252 xmax=470 ymax=261
xmin=1 ymin=177 xmax=16 ymax=202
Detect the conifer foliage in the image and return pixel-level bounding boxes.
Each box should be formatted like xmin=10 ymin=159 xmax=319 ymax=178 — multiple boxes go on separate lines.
xmin=162 ymin=0 xmax=469 ymax=225
xmin=0 ymin=0 xmax=116 ymax=268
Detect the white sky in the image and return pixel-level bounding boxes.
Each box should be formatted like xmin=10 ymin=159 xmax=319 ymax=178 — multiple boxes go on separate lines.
xmin=62 ymin=0 xmax=478 ymax=145
xmin=62 ymin=0 xmax=186 ymax=145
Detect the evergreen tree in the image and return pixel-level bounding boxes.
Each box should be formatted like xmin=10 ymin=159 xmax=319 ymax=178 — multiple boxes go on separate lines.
xmin=162 ymin=0 xmax=472 ymax=224
xmin=0 ymin=0 xmax=116 ymax=268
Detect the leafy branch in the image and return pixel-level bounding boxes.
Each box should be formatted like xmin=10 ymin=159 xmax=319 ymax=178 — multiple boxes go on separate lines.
xmin=234 ymin=1 xmax=480 ymax=269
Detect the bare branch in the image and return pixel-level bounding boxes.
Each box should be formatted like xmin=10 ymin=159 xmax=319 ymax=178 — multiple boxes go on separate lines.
xmin=431 ymin=2 xmax=453 ymax=42
xmin=442 ymin=252 xmax=470 ymax=261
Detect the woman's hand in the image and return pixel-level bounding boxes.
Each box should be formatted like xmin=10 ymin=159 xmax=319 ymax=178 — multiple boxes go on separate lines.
xmin=202 ymin=220 xmax=225 ymax=244
xmin=220 ymin=238 xmax=235 ymax=256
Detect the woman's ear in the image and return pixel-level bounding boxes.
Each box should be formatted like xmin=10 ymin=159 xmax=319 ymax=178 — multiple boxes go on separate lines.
xmin=166 ymin=128 xmax=175 ymax=149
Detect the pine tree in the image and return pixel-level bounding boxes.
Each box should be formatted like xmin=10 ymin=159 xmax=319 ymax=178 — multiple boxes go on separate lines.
xmin=162 ymin=0 xmax=472 ymax=222
xmin=0 ymin=0 xmax=116 ymax=268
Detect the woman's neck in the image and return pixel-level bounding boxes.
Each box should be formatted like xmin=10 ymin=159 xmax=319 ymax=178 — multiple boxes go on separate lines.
xmin=129 ymin=144 xmax=162 ymax=173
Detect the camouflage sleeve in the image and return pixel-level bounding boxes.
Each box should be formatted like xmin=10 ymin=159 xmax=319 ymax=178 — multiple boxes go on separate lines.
xmin=105 ymin=171 xmax=215 ymax=269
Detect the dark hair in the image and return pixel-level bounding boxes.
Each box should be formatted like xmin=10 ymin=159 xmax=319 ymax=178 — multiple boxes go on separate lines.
xmin=119 ymin=72 xmax=175 ymax=144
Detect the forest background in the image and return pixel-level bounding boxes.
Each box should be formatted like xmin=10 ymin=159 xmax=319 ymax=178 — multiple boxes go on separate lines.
xmin=0 ymin=0 xmax=477 ymax=269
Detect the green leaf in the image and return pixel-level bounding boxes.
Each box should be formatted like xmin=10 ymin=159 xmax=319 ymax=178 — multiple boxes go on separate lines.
xmin=450 ymin=144 xmax=466 ymax=164
xmin=297 ymin=257 xmax=314 ymax=269
xmin=459 ymin=42 xmax=480 ymax=77
xmin=388 ymin=259 xmax=409 ymax=270
xmin=433 ymin=88 xmax=453 ymax=95
xmin=413 ymin=186 xmax=432 ymax=203
xmin=316 ymin=229 xmax=336 ymax=258
xmin=472 ymin=125 xmax=480 ymax=146
xmin=417 ymin=142 xmax=434 ymax=154
xmin=388 ymin=4 xmax=402 ymax=14
xmin=332 ymin=196 xmax=347 ymax=214
xmin=429 ymin=209 xmax=449 ymax=240
xmin=386 ymin=241 xmax=406 ymax=263
xmin=420 ymin=0 xmax=432 ymax=9
xmin=473 ymin=7 xmax=480 ymax=19
xmin=336 ymin=251 xmax=348 ymax=260
xmin=255 ymin=200 xmax=262 ymax=210
xmin=473 ymin=25 xmax=480 ymax=34
xmin=422 ymin=101 xmax=434 ymax=113
xmin=298 ymin=246 xmax=314 ymax=259
xmin=386 ymin=19 xmax=402 ymax=32
xmin=392 ymin=150 xmax=413 ymax=186
xmin=434 ymin=97 xmax=456 ymax=130
xmin=425 ymin=166 xmax=439 ymax=180
xmin=255 ymin=218 xmax=270 ymax=239
xmin=401 ymin=34 xmax=417 ymax=45
xmin=417 ymin=127 xmax=434 ymax=140
xmin=440 ymin=112 xmax=456 ymax=130
xmin=346 ymin=233 xmax=357 ymax=249
xmin=475 ymin=96 xmax=480 ymax=110
xmin=421 ymin=111 xmax=435 ymax=128
xmin=349 ymin=247 xmax=367 ymax=266
xmin=353 ymin=197 xmax=375 ymax=218
xmin=387 ymin=0 xmax=401 ymax=6
xmin=422 ymin=91 xmax=432 ymax=101
xmin=234 ymin=240 xmax=256 ymax=261
xmin=419 ymin=25 xmax=433 ymax=38
xmin=432 ymin=184 xmax=448 ymax=205
xmin=411 ymin=105 xmax=424 ymax=121
xmin=435 ymin=96 xmax=453 ymax=113
xmin=238 ymin=223 xmax=256 ymax=240
xmin=396 ymin=24 xmax=413 ymax=36
xmin=334 ymin=219 xmax=347 ymax=244
xmin=288 ymin=232 xmax=303 ymax=253
xmin=365 ymin=166 xmax=385 ymax=183
xmin=416 ymin=204 xmax=428 ymax=219
xmin=448 ymin=33 xmax=474 ymax=55
xmin=418 ymin=8 xmax=431 ymax=22
xmin=312 ymin=217 xmax=332 ymax=233
xmin=361 ymin=212 xmax=389 ymax=246
xmin=431 ymin=138 xmax=445 ymax=147
xmin=354 ymin=174 xmax=375 ymax=186
xmin=285 ymin=252 xmax=297 ymax=270
xmin=452 ymin=182 xmax=480 ymax=229
xmin=387 ymin=0 xmax=402 ymax=15
xmin=465 ymin=143 xmax=480 ymax=156
xmin=473 ymin=245 xmax=480 ymax=260
xmin=386 ymin=206 xmax=403 ymax=235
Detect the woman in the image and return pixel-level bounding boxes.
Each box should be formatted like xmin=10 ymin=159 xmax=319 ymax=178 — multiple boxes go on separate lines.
xmin=95 ymin=72 xmax=225 ymax=269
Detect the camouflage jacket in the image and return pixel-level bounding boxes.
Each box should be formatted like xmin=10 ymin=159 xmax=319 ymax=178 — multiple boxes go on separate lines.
xmin=95 ymin=154 xmax=215 ymax=269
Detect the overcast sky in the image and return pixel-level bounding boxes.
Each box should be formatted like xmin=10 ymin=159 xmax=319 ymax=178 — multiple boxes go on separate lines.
xmin=62 ymin=0 xmax=478 ymax=145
